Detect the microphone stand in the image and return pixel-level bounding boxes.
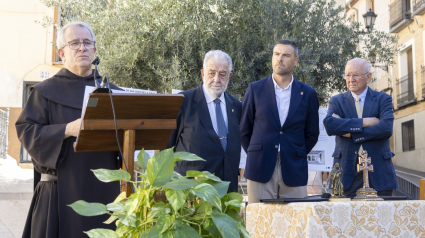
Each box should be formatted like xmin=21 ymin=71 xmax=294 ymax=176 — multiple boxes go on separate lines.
xmin=91 ymin=56 xmax=110 ymax=93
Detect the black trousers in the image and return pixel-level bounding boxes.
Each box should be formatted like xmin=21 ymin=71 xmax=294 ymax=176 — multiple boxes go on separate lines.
xmin=343 ymin=169 xmax=393 ymax=198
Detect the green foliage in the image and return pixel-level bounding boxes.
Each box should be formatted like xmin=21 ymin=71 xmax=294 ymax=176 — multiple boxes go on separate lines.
xmin=92 ymin=169 xmax=131 ymax=182
xmin=137 ymin=148 xmax=150 ymax=171
xmin=85 ymin=229 xmax=120 ymax=238
xmin=41 ymin=0 xmax=397 ymax=104
xmin=164 ymin=177 xmax=200 ymax=190
xmin=68 ymin=201 xmax=108 ymax=216
xmin=69 ymin=148 xmax=250 ymax=238
xmin=146 ymin=148 xmax=175 ymax=187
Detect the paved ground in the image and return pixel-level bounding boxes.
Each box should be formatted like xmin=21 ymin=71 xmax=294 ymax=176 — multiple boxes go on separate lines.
xmin=0 ymin=156 xmax=33 ymax=238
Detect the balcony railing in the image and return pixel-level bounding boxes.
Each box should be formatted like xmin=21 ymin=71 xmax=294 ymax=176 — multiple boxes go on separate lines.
xmin=394 ymin=175 xmax=420 ymax=200
xmin=390 ymin=0 xmax=414 ymax=33
xmin=397 ymin=74 xmax=417 ymax=107
xmin=397 ymin=89 xmax=416 ymax=106
xmin=413 ymin=0 xmax=425 ymax=15
xmin=0 ymin=108 xmax=9 ymax=160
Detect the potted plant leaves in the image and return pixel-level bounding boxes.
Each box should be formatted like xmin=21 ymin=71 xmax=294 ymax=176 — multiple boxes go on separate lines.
xmin=69 ymin=148 xmax=251 ymax=238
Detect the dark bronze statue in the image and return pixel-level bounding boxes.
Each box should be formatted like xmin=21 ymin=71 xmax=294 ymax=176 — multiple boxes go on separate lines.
xmin=330 ymin=163 xmax=344 ymax=197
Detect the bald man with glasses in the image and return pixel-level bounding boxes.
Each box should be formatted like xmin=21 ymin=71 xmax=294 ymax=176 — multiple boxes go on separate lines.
xmin=323 ymin=58 xmax=397 ymax=198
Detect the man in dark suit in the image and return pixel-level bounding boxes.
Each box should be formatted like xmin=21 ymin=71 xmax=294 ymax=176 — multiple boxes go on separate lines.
xmin=323 ymin=58 xmax=397 ymax=198
xmin=167 ymin=50 xmax=242 ymax=192
xmin=240 ymin=39 xmax=320 ymax=203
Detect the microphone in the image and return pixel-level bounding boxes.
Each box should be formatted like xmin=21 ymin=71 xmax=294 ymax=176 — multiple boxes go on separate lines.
xmin=92 ymin=56 xmax=100 ymax=65
xmin=92 ymin=56 xmax=100 ymax=88
xmin=90 ymin=57 xmax=110 ymax=92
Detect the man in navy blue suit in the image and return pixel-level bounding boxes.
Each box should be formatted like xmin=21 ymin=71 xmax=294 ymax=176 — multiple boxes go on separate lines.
xmin=240 ymin=40 xmax=320 ymax=203
xmin=167 ymin=50 xmax=242 ymax=193
xmin=323 ymin=58 xmax=397 ymax=198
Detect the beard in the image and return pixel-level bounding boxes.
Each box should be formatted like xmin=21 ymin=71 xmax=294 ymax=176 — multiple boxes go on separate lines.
xmin=207 ymin=82 xmax=228 ymax=97
xmin=273 ymin=65 xmax=292 ymax=76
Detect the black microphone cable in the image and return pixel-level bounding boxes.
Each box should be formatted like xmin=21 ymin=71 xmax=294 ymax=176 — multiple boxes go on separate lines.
xmin=91 ymin=57 xmax=134 ymax=192
xmin=105 ymin=74 xmax=135 ymax=193
xmin=104 ymin=75 xmax=126 ymax=170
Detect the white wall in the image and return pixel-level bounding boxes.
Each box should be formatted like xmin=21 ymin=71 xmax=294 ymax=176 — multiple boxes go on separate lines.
xmin=394 ymin=110 xmax=425 ymax=171
xmin=0 ymin=0 xmax=61 ymax=107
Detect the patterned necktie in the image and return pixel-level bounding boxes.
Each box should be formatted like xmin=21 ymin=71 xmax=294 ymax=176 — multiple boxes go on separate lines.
xmin=214 ymin=98 xmax=227 ymax=151
xmin=356 ymin=96 xmax=363 ymax=154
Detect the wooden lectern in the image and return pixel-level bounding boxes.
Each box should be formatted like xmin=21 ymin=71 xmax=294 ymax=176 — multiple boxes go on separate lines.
xmin=74 ymin=92 xmax=184 ymax=197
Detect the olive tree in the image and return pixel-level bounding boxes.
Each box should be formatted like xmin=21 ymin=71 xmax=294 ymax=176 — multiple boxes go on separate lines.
xmin=41 ymin=0 xmax=397 ymax=104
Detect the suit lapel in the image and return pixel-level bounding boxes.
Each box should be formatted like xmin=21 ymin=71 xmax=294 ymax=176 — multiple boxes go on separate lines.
xmin=263 ymin=75 xmax=281 ymax=127
xmin=225 ymin=93 xmax=237 ymax=151
xmin=362 ymin=87 xmax=376 ymax=118
xmin=342 ymin=91 xmax=357 ymax=118
xmin=282 ymin=78 xmax=303 ymax=129
xmin=194 ymin=85 xmax=224 ymax=152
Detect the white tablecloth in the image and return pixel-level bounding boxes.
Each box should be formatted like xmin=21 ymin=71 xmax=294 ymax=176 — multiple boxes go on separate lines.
xmin=246 ymin=201 xmax=425 ymax=237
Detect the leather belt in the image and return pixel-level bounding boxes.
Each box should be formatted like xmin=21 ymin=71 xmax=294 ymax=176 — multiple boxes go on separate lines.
xmin=41 ymin=174 xmax=57 ymax=182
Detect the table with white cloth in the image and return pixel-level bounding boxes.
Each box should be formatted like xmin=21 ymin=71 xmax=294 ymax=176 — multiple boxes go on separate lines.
xmin=246 ymin=201 xmax=425 ymax=238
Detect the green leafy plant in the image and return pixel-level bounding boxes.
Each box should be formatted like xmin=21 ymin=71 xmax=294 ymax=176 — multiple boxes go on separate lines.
xmin=69 ymin=148 xmax=250 ymax=238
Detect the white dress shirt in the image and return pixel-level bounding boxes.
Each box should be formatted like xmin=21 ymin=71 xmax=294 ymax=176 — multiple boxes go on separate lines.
xmin=273 ymin=74 xmax=294 ymax=126
xmin=202 ymin=84 xmax=228 ymax=134
xmin=350 ymin=85 xmax=368 ymax=108
xmin=272 ymin=74 xmax=293 ymax=151
xmin=239 ymin=147 xmax=247 ymax=169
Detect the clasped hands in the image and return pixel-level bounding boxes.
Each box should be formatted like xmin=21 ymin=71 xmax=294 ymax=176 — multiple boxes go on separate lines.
xmin=332 ymin=113 xmax=379 ymax=138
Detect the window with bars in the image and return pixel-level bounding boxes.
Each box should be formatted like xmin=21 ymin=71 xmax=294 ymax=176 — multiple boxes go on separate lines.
xmin=397 ymin=48 xmax=416 ymax=107
xmin=20 ymin=82 xmax=38 ymax=163
xmin=402 ymin=120 xmax=415 ymax=152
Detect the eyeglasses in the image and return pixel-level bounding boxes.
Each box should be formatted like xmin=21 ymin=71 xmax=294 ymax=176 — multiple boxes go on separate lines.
xmin=344 ymin=72 xmax=369 ymax=79
xmin=64 ymin=40 xmax=96 ymax=50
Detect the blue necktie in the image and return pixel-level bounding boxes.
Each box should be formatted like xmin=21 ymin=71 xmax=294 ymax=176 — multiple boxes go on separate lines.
xmin=214 ymin=98 xmax=227 ymax=151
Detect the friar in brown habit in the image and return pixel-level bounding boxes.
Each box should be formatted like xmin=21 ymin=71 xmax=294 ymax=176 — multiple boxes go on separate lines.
xmin=16 ymin=21 xmax=122 ymax=238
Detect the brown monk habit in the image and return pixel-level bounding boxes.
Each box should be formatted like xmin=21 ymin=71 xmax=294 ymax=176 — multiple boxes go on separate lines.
xmin=16 ymin=68 xmax=122 ymax=238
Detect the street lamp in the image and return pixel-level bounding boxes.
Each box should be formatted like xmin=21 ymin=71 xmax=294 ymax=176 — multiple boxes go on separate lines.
xmin=363 ymin=8 xmax=377 ymax=30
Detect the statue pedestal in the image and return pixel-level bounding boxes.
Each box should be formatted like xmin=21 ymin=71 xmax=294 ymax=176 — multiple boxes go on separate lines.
xmin=352 ymin=187 xmax=383 ymax=201
xmin=329 ymin=197 xmax=351 ymax=202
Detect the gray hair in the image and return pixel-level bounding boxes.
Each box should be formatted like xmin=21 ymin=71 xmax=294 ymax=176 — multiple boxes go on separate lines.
xmin=56 ymin=21 xmax=96 ymax=49
xmin=364 ymin=60 xmax=371 ymax=73
xmin=347 ymin=58 xmax=371 ymax=73
xmin=203 ymin=50 xmax=233 ymax=72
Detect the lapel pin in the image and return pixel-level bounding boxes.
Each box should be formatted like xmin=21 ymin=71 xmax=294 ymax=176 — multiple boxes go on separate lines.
xmin=232 ymin=109 xmax=234 ymax=112
xmin=301 ymin=92 xmax=304 ymax=95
